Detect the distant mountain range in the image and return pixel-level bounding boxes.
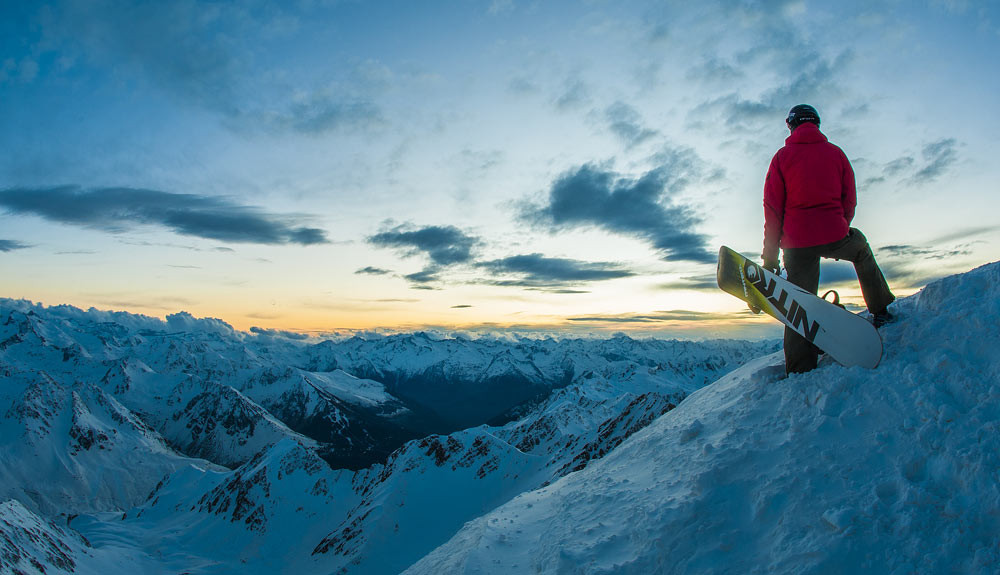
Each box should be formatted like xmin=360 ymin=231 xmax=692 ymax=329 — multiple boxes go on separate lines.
xmin=0 ymin=297 xmax=777 ymax=573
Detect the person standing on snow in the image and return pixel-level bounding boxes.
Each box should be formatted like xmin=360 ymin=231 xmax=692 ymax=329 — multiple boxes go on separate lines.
xmin=762 ymin=104 xmax=895 ymax=374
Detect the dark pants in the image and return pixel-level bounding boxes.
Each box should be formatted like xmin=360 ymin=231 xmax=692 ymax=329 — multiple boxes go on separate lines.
xmin=781 ymin=228 xmax=895 ymax=374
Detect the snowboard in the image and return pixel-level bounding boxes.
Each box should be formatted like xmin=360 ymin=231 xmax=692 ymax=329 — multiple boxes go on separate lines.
xmin=716 ymin=245 xmax=882 ymax=369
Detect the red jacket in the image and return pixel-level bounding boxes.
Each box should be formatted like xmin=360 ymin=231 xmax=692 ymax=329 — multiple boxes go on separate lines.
xmin=762 ymin=122 xmax=856 ymax=262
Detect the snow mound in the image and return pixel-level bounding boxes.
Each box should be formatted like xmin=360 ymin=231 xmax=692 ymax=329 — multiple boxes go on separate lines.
xmin=405 ymin=261 xmax=1000 ymax=574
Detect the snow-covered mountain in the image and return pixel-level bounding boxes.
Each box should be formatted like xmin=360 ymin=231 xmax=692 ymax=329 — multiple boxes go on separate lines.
xmin=0 ymin=500 xmax=94 ymax=575
xmin=302 ymin=332 xmax=763 ymax=429
xmin=406 ymin=261 xmax=1000 ymax=574
xmin=0 ymin=302 xmax=768 ymax=473
xmin=16 ymin=259 xmax=995 ymax=573
xmin=0 ymin=375 xmax=201 ymax=516
xmin=1 ymin=294 xmax=775 ymax=573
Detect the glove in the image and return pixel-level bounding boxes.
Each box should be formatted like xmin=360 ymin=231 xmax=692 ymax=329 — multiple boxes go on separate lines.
xmin=763 ymin=257 xmax=781 ymax=276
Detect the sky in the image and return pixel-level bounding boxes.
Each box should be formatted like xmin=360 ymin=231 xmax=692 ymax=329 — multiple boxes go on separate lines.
xmin=1 ymin=0 xmax=998 ymax=339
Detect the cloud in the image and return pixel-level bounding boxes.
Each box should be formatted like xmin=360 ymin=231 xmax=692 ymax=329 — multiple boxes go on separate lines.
xmin=684 ymin=31 xmax=853 ymax=133
xmin=554 ymin=76 xmax=591 ymax=111
xmin=878 ymin=244 xmax=973 ymax=261
xmin=451 ymin=304 xmax=473 ymax=309
xmin=365 ymin=224 xmax=637 ymax=290
xmin=876 ymin=260 xmax=948 ymax=290
xmin=403 ymin=269 xmax=443 ymax=285
xmin=521 ymin=161 xmax=714 ymax=263
xmin=355 ymin=266 xmax=393 ymax=276
xmin=864 ymin=154 xmax=916 ymax=186
xmin=30 ymin=1 xmax=385 ymax=135
xmin=928 ymin=225 xmax=1000 ymax=245
xmin=165 ymin=310 xmax=236 ymax=336
xmin=864 ymin=139 xmax=959 ymax=187
xmin=656 ymin=274 xmax=719 ymax=291
xmin=691 ymin=95 xmax=777 ymax=129
xmin=875 ymin=242 xmax=977 ymax=289
xmin=249 ymin=326 xmax=310 ymax=340
xmin=605 ymin=102 xmax=658 ymax=148
xmin=767 ymin=50 xmax=853 ymax=106
xmin=0 ymin=239 xmax=30 ymax=252
xmin=368 ymin=223 xmax=480 ymax=266
xmin=508 ymin=75 xmax=539 ymax=95
xmin=882 ymin=156 xmax=916 ymax=177
xmin=930 ymin=0 xmax=971 ymax=14
xmin=9 ymin=298 xmax=188 ymax=333
xmin=90 ymin=295 xmax=197 ymax=312
xmin=477 ymin=254 xmax=635 ymax=287
xmin=567 ymin=309 xmax=751 ymax=324
xmin=257 ymin=59 xmax=391 ymax=134
xmin=909 ymin=139 xmax=959 ymax=184
xmin=39 ymin=0 xmax=244 ymax=115
xmin=0 ymin=186 xmax=329 ymax=245
xmin=243 ymin=94 xmax=384 ymax=135
xmin=0 ymin=56 xmax=38 ymax=85
xmin=685 ymin=57 xmax=744 ymax=84
xmin=488 ymin=0 xmax=515 ymax=16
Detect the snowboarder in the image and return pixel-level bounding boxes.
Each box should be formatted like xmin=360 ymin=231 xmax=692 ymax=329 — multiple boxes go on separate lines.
xmin=762 ymin=104 xmax=895 ymax=374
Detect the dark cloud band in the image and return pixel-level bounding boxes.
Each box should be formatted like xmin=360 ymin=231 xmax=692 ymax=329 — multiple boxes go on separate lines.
xmin=477 ymin=253 xmax=635 ymax=287
xmin=355 ymin=266 xmax=393 ymax=276
xmin=368 ymin=224 xmax=479 ymax=267
xmin=0 ymin=239 xmax=30 ymax=252
xmin=366 ymin=223 xmax=637 ymax=290
xmin=568 ymin=309 xmax=749 ymax=324
xmin=522 ymin=163 xmax=714 ymax=264
xmin=0 ymin=186 xmax=329 ymax=245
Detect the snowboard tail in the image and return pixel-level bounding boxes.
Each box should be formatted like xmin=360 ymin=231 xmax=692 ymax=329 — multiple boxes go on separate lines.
xmin=717 ymin=246 xmax=882 ymax=368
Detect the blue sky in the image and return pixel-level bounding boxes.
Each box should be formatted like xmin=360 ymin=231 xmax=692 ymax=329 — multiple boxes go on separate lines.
xmin=1 ymin=0 xmax=998 ymax=337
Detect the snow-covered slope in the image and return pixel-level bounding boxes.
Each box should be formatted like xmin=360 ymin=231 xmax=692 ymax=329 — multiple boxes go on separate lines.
xmin=0 ymin=499 xmax=91 ymax=575
xmin=0 ymin=500 xmax=165 ymax=575
xmin=91 ymin=439 xmax=364 ymax=573
xmin=405 ymin=261 xmax=1000 ymax=574
xmin=76 ymin=340 xmax=744 ymax=575
xmin=1 ymin=295 xmax=774 ymax=573
xmin=7 ymin=260 xmax=997 ymax=574
xmin=306 ymin=380 xmax=684 ymax=574
xmin=0 ymin=376 xmax=198 ymax=515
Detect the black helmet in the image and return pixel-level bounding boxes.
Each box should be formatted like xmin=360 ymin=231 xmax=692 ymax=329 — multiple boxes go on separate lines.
xmin=786 ymin=104 xmax=820 ymax=129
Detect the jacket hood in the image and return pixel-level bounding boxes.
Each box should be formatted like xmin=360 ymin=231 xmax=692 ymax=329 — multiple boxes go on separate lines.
xmin=785 ymin=122 xmax=827 ymax=145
